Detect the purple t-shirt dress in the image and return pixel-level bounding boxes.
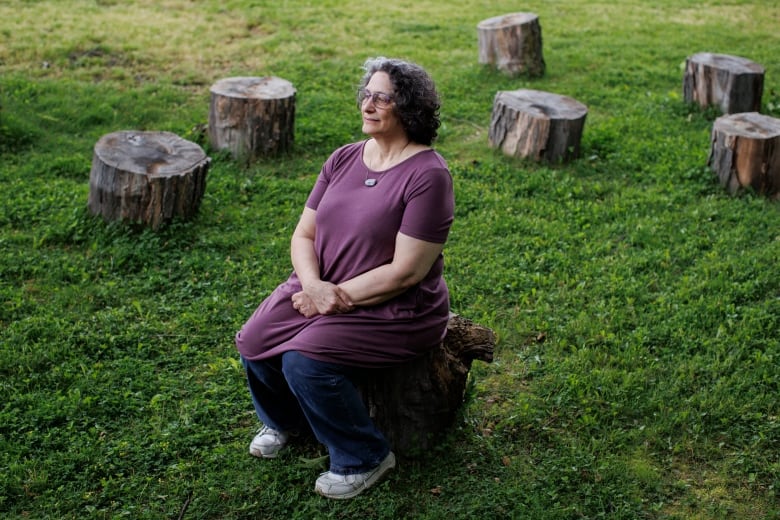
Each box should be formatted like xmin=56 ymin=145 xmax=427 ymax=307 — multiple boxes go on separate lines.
xmin=235 ymin=140 xmax=454 ymax=367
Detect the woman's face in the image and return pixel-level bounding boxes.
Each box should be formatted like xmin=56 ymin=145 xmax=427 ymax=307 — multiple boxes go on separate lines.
xmin=361 ymin=72 xmax=405 ymax=139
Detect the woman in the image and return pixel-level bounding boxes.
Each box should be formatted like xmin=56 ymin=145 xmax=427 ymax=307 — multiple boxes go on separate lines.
xmin=235 ymin=57 xmax=454 ymax=499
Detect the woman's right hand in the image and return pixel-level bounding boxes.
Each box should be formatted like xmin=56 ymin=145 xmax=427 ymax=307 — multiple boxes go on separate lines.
xmin=293 ymin=280 xmax=354 ymax=316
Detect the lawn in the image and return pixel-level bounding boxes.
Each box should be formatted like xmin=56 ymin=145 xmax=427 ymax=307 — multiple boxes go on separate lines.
xmin=1 ymin=0 xmax=779 ymax=518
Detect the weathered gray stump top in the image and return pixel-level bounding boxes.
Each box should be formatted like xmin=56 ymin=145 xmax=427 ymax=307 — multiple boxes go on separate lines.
xmin=209 ymin=76 xmax=296 ymax=100
xmin=495 ymin=89 xmax=587 ymax=119
xmin=688 ymin=52 xmax=765 ymax=74
xmin=478 ymin=12 xmax=538 ymax=29
xmin=94 ymin=131 xmax=208 ymax=177
xmin=713 ymin=112 xmax=780 ymax=138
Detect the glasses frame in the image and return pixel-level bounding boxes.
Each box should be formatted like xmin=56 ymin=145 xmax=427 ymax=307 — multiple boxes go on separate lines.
xmin=358 ymin=88 xmax=395 ymax=110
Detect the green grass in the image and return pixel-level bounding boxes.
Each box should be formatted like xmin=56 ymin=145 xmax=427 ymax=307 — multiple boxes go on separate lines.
xmin=2 ymin=0 xmax=779 ymax=518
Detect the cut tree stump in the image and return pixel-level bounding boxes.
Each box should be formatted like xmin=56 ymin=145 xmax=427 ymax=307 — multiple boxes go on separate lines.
xmin=356 ymin=314 xmax=496 ymax=457
xmin=707 ymin=111 xmax=780 ymax=199
xmin=208 ymin=76 xmax=296 ymax=160
xmin=683 ymin=53 xmax=765 ymax=114
xmin=478 ymin=13 xmax=545 ymax=77
xmin=489 ymin=89 xmax=588 ymax=163
xmin=88 ymin=131 xmax=210 ymax=229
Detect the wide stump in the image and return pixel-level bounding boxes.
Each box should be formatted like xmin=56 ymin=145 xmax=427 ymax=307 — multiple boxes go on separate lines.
xmin=478 ymin=12 xmax=545 ymax=77
xmin=88 ymin=131 xmax=210 ymax=229
xmin=208 ymin=76 xmax=296 ymax=160
xmin=356 ymin=314 xmax=496 ymax=457
xmin=683 ymin=53 xmax=764 ymax=114
xmin=489 ymin=89 xmax=588 ymax=163
xmin=707 ymin=111 xmax=780 ymax=199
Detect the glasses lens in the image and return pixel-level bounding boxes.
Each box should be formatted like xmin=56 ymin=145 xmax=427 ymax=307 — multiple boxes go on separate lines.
xmin=374 ymin=93 xmax=391 ymax=108
xmin=360 ymin=89 xmax=392 ymax=108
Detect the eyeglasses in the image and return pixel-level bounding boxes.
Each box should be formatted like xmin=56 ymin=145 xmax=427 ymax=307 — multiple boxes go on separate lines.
xmin=358 ymin=88 xmax=394 ymax=109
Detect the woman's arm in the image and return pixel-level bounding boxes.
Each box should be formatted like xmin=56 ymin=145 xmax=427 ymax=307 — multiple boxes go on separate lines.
xmin=337 ymin=232 xmax=444 ymax=307
xmin=290 ymin=207 xmax=353 ymax=316
xmin=290 ymin=207 xmax=322 ymax=288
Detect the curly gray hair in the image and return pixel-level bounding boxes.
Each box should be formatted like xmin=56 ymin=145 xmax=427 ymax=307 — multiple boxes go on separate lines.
xmin=357 ymin=57 xmax=441 ymax=145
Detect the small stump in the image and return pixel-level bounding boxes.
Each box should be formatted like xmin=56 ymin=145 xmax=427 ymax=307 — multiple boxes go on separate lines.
xmin=708 ymin=112 xmax=780 ymax=199
xmin=357 ymin=315 xmax=496 ymax=457
xmin=208 ymin=76 xmax=296 ymax=160
xmin=478 ymin=12 xmax=545 ymax=77
xmin=489 ymin=89 xmax=588 ymax=163
xmin=88 ymin=131 xmax=210 ymax=229
xmin=683 ymin=53 xmax=765 ymax=114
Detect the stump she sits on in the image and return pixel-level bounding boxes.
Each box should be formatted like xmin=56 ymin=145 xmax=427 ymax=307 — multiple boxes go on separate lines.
xmin=708 ymin=112 xmax=780 ymax=199
xmin=88 ymin=131 xmax=210 ymax=229
xmin=477 ymin=12 xmax=545 ymax=77
xmin=489 ymin=89 xmax=588 ymax=163
xmin=683 ymin=53 xmax=764 ymax=114
xmin=208 ymin=76 xmax=296 ymax=160
xmin=356 ymin=314 xmax=496 ymax=457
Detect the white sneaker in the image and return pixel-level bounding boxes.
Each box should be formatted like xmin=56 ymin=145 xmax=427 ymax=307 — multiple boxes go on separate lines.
xmin=249 ymin=426 xmax=289 ymax=459
xmin=314 ymin=452 xmax=396 ymax=499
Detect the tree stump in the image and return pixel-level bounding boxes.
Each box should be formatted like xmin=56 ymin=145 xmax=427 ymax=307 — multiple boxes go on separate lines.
xmin=88 ymin=131 xmax=210 ymax=229
xmin=356 ymin=314 xmax=496 ymax=457
xmin=707 ymin=112 xmax=780 ymax=199
xmin=683 ymin=53 xmax=765 ymax=114
xmin=477 ymin=12 xmax=545 ymax=77
xmin=489 ymin=89 xmax=588 ymax=163
xmin=208 ymin=76 xmax=296 ymax=160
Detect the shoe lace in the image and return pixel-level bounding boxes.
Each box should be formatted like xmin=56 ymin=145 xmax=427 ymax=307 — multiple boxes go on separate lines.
xmin=257 ymin=425 xmax=280 ymax=438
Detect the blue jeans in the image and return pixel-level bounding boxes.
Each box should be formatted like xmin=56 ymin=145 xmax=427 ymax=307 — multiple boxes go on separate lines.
xmin=242 ymin=351 xmax=391 ymax=475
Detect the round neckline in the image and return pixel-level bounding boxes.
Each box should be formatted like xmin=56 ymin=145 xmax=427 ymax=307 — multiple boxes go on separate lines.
xmin=360 ymin=139 xmax=431 ymax=173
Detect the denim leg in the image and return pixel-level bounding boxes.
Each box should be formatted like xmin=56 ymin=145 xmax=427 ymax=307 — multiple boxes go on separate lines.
xmin=241 ymin=355 xmax=308 ymax=433
xmin=281 ymin=351 xmax=390 ymax=475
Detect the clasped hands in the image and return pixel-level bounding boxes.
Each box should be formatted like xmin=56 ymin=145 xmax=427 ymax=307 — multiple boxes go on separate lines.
xmin=291 ymin=280 xmax=354 ymax=318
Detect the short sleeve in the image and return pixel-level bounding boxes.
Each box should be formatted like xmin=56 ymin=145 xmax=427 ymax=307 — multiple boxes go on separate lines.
xmin=305 ymin=143 xmax=356 ymax=210
xmin=399 ymin=166 xmax=454 ymax=244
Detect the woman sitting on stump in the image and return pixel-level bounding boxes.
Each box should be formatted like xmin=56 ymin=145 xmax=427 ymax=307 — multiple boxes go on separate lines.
xmin=235 ymin=56 xmax=454 ymax=499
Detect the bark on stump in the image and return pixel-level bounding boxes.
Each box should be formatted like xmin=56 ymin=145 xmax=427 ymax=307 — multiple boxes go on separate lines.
xmin=489 ymin=89 xmax=588 ymax=163
xmin=356 ymin=314 xmax=496 ymax=457
xmin=88 ymin=131 xmax=210 ymax=229
xmin=208 ymin=76 xmax=296 ymax=160
xmin=683 ymin=53 xmax=765 ymax=114
xmin=707 ymin=112 xmax=780 ymax=199
xmin=478 ymin=12 xmax=545 ymax=77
